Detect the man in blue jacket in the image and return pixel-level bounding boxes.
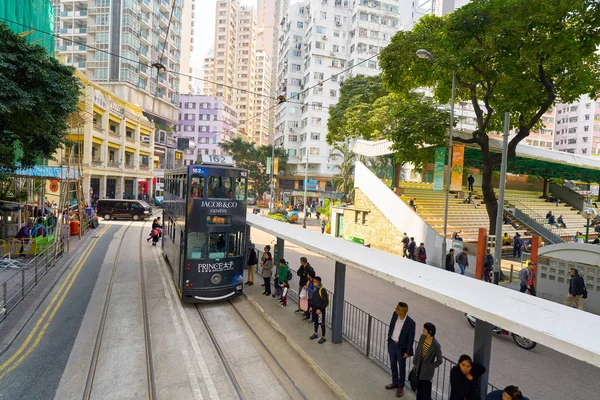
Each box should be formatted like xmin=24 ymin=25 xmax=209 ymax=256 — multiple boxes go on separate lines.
xmin=385 ymin=302 xmax=416 ymax=398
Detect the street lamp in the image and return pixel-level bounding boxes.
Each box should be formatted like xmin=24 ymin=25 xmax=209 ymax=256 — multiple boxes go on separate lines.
xmin=416 ymin=49 xmax=456 ymax=268
xmin=582 ymin=207 xmax=597 ymax=242
xmin=303 ymin=151 xmax=309 ymax=229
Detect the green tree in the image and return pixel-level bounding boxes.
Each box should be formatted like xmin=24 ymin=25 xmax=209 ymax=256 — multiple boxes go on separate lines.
xmin=219 ymin=137 xmax=288 ymax=197
xmin=327 ymin=77 xmax=450 ymax=170
xmin=0 ymin=22 xmax=82 ymax=170
xmin=379 ymin=0 xmax=600 ymax=234
xmin=329 ymin=141 xmax=356 ymax=203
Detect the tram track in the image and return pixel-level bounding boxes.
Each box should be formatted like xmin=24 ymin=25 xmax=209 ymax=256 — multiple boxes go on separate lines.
xmin=82 ymin=217 xmax=157 ymax=400
xmin=195 ymin=300 xmax=308 ymax=400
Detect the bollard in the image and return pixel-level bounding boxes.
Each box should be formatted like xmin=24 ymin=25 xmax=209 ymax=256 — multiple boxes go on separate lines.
xmin=366 ymin=315 xmax=373 ymax=358
xmin=510 ymin=264 xmax=514 ymax=282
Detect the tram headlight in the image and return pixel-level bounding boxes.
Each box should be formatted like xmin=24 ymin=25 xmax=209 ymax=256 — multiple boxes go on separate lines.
xmin=211 ymin=274 xmax=222 ymax=285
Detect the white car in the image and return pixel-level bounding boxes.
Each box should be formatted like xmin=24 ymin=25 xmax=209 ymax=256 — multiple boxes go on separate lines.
xmin=247 ymin=197 xmax=256 ymax=205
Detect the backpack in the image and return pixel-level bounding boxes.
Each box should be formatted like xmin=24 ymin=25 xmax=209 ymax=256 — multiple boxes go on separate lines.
xmin=318 ymin=287 xmax=330 ymax=308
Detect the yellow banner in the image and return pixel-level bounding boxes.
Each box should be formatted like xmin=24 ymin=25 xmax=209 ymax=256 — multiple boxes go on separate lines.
xmin=92 ymin=137 xmax=103 ymax=145
xmin=139 ymin=150 xmax=151 ymax=156
xmin=450 ymin=145 xmax=465 ymax=191
xmin=274 ymin=157 xmax=279 ymax=175
xmin=107 ymin=142 xmax=120 ymax=149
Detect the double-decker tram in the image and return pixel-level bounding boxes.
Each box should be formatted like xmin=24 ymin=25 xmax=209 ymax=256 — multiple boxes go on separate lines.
xmin=162 ymin=155 xmax=248 ymax=302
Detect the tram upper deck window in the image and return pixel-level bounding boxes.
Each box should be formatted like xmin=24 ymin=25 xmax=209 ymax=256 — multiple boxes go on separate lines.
xmin=207 ymin=176 xmax=233 ymax=199
xmin=187 ymin=232 xmax=208 ymax=259
xmin=191 ymin=176 xmax=204 ymax=198
xmin=235 ymin=178 xmax=247 ymax=200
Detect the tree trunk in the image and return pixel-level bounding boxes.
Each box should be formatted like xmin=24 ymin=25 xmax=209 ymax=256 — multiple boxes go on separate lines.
xmin=481 ymin=156 xmax=499 ymax=235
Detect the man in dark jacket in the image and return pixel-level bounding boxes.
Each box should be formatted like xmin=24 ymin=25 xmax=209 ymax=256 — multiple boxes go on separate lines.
xmin=309 ymin=276 xmax=329 ymax=344
xmin=483 ymin=249 xmax=494 ymax=283
xmin=456 ymin=247 xmax=469 ymax=275
xmin=445 ymin=249 xmax=455 ymax=272
xmin=467 ymin=174 xmax=475 ymax=191
xmin=401 ymin=233 xmax=410 ymax=257
xmin=407 ymin=237 xmax=417 ymax=261
xmin=564 ymin=268 xmax=586 ymax=310
xmin=385 ymin=302 xmax=416 ymax=398
xmin=246 ymin=244 xmax=258 ymax=286
xmin=296 ymin=257 xmax=314 ymax=314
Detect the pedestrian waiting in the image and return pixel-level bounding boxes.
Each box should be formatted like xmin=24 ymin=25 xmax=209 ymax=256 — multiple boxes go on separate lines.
xmin=302 ymin=270 xmax=316 ymax=322
xmin=279 ymin=280 xmax=290 ymax=307
xmin=261 ymin=252 xmax=274 ymax=296
xmin=309 ymin=276 xmax=329 ymax=344
xmin=296 ymin=257 xmax=314 ymax=314
xmin=246 ymin=243 xmax=257 ymax=286
xmin=449 ymin=354 xmax=486 ymax=400
xmin=411 ymin=323 xmax=443 ymax=400
xmin=273 ymin=259 xmax=290 ymax=299
xmin=385 ymin=302 xmax=416 ymax=398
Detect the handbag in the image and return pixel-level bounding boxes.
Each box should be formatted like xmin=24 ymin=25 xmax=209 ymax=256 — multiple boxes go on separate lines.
xmin=408 ymin=367 xmax=418 ymax=390
xmin=300 ymin=297 xmax=309 ymax=311
xmin=583 ymin=287 xmax=588 ymax=299
xmin=300 ymin=287 xmax=307 ymax=299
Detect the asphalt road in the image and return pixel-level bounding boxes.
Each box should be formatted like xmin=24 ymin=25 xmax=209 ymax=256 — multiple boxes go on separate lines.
xmin=250 ymin=215 xmax=599 ymax=400
xmin=0 ymin=224 xmax=116 ymax=400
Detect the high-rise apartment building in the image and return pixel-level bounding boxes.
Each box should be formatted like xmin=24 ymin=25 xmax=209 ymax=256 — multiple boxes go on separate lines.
xmin=175 ymin=95 xmax=239 ymax=165
xmin=203 ymin=0 xmax=277 ymax=145
xmin=553 ymin=97 xmax=600 ymax=156
xmin=180 ymin=0 xmax=196 ymax=94
xmin=54 ymin=0 xmax=183 ymax=123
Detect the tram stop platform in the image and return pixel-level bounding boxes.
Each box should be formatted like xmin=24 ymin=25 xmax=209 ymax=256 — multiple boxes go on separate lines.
xmin=243 ymin=282 xmax=416 ymax=400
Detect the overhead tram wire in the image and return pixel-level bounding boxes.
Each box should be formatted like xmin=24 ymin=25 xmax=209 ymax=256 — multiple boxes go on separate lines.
xmin=0 ymin=17 xmax=277 ymax=101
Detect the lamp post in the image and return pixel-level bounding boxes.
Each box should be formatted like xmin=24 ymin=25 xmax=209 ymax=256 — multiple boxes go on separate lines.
xmin=303 ymin=151 xmax=309 ymax=229
xmin=582 ymin=207 xmax=597 ymax=242
xmin=416 ymin=49 xmax=456 ymax=268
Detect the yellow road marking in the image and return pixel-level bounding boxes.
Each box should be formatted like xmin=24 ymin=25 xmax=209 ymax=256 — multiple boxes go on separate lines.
xmin=0 ymin=224 xmax=110 ymax=376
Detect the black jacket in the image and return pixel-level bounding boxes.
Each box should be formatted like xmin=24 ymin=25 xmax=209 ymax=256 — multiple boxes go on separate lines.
xmin=449 ymin=364 xmax=486 ymax=400
xmin=247 ymin=248 xmax=258 ymax=265
xmin=445 ymin=253 xmax=455 ymax=270
xmin=569 ymin=274 xmax=586 ymax=296
xmin=408 ymin=241 xmax=416 ymax=254
xmin=297 ymin=263 xmax=314 ymax=287
xmin=311 ymin=285 xmax=329 ymax=310
xmin=483 ymin=254 xmax=494 ymax=269
xmin=387 ymin=313 xmax=416 ymax=354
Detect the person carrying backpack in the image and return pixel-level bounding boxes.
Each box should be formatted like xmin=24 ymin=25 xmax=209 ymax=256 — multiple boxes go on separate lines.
xmin=309 ymin=276 xmax=329 ymax=344
xmin=273 ymin=259 xmax=290 ymax=299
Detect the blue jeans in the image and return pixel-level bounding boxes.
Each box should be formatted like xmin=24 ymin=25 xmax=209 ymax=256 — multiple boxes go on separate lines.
xmin=458 ymin=264 xmax=466 ymax=275
xmin=388 ymin=341 xmax=407 ymax=387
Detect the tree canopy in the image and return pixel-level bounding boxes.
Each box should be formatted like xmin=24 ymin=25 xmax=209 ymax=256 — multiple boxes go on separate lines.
xmin=327 ymin=75 xmax=450 ymax=170
xmin=378 ymin=0 xmax=600 ymax=233
xmin=218 ymin=137 xmax=288 ymax=197
xmin=0 ymin=22 xmax=82 ymax=170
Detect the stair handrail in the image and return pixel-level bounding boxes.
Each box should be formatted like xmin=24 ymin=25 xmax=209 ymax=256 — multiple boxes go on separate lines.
xmin=509 ymin=201 xmax=566 ymax=244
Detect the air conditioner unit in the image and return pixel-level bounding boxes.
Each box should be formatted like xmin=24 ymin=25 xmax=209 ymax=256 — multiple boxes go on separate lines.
xmin=336 ymin=21 xmax=342 ymax=26
xmin=330 ymin=51 xmax=336 ymax=56
xmin=322 ymin=35 xmax=327 ymax=40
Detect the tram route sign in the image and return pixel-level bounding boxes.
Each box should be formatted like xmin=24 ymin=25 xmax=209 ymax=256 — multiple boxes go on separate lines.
xmin=198 ymin=261 xmax=235 ymax=273
xmin=201 ymin=154 xmax=234 ymax=166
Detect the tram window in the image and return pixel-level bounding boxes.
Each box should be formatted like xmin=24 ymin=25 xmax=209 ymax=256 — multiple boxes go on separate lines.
xmin=208 ymin=232 xmax=227 ymax=259
xmin=235 ymin=178 xmax=247 ymax=200
xmin=207 ymin=176 xmax=233 ymax=199
xmin=187 ymin=232 xmax=208 ymax=259
xmin=190 ymin=176 xmax=204 ymax=198
xmin=227 ymin=231 xmax=244 ymax=257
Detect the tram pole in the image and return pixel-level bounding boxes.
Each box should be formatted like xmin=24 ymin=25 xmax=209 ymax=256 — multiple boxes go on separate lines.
xmin=303 ymin=152 xmax=308 ymax=229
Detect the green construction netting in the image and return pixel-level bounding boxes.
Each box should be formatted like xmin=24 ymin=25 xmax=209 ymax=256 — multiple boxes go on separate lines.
xmin=463 ymin=147 xmax=600 ymax=183
xmin=0 ymin=0 xmax=55 ymax=53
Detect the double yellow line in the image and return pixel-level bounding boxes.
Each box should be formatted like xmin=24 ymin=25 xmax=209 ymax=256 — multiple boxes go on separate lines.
xmin=0 ymin=224 xmax=111 ymax=380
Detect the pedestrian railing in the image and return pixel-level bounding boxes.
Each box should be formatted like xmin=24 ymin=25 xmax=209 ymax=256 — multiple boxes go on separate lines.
xmin=0 ymin=235 xmax=66 ymax=323
xmin=253 ymin=250 xmax=499 ymax=399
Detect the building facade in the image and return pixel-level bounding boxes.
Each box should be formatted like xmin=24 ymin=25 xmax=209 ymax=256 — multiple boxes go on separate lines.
xmin=50 ymin=70 xmax=156 ymax=202
xmin=54 ymin=0 xmax=182 ymax=123
xmin=175 ymin=95 xmax=239 ymax=166
xmin=252 ymin=50 xmax=273 ymax=146
xmin=553 ymin=97 xmax=600 ymax=156
xmin=179 ymin=0 xmax=196 ymax=94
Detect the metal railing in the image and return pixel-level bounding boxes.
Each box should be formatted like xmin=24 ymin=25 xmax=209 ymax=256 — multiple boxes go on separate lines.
xmin=253 ymin=250 xmax=499 ymax=399
xmin=0 ymin=236 xmax=65 ymax=323
xmin=511 ymin=201 xmax=565 ymax=244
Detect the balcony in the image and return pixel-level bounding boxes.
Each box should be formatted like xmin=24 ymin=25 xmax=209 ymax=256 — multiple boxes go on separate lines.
xmin=93 ymin=122 xmax=103 ymax=132
xmin=107 ymin=160 xmax=120 ymax=168
xmin=88 ymin=6 xmax=110 ymax=16
xmin=139 ymin=164 xmax=150 ymax=171
xmin=124 ymin=163 xmax=136 ymax=170
xmin=109 ymin=129 xmax=120 ymax=137
xmin=91 ymin=158 xmax=104 ymax=166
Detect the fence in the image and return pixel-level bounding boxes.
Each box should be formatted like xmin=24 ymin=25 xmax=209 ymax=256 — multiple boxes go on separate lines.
xmin=0 ymin=235 xmax=66 ymax=323
xmin=253 ymin=250 xmax=499 ymax=399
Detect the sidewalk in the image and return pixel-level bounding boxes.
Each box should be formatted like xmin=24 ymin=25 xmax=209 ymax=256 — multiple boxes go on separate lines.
xmin=0 ymin=224 xmax=101 ymax=356
xmin=243 ymin=279 xmax=416 ymax=400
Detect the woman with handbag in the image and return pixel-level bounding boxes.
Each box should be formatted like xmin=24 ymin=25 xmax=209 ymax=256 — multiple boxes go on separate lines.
xmin=261 ymin=252 xmax=274 ymax=296
xmin=410 ymin=322 xmax=443 ymax=400
xmin=449 ymin=354 xmax=486 ymax=400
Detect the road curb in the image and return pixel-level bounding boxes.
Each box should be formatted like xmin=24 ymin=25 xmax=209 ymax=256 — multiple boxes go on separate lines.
xmin=243 ymin=292 xmax=353 ymax=400
xmin=0 ymin=227 xmax=105 ymax=357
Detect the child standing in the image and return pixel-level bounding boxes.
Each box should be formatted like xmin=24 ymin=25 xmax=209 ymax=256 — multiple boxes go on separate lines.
xmin=280 ymin=281 xmax=290 ymax=307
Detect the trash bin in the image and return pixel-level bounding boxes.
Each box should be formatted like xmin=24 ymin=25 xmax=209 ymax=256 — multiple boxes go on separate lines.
xmin=70 ymin=220 xmax=80 ymax=236
xmin=85 ymin=207 xmax=94 ymax=218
